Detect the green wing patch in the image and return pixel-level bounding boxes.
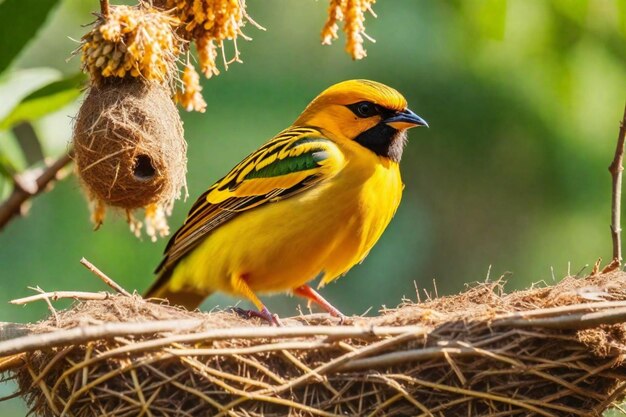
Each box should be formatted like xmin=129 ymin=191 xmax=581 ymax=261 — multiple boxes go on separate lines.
xmin=245 ymin=149 xmax=326 ymax=180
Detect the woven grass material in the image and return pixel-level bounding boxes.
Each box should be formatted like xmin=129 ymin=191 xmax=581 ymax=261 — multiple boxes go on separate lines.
xmin=74 ymin=79 xmax=187 ymax=211
xmin=4 ymin=272 xmax=626 ymax=416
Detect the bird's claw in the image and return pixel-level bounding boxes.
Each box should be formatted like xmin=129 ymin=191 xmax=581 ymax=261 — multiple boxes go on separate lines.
xmin=325 ymin=305 xmax=346 ymax=324
xmin=270 ymin=312 xmax=284 ymax=327
xmin=230 ymin=306 xmax=283 ymax=326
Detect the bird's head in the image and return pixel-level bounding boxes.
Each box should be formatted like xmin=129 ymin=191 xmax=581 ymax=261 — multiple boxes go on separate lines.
xmin=294 ymin=79 xmax=428 ymax=162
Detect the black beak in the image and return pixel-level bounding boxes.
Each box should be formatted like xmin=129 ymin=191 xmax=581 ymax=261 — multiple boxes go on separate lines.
xmin=384 ymin=108 xmax=429 ymax=130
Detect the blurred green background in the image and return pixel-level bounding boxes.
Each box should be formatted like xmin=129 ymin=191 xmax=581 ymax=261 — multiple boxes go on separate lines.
xmin=1 ymin=0 xmax=626 ymax=415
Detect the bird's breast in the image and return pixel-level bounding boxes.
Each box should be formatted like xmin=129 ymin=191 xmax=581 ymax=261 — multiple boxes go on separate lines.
xmin=316 ymin=157 xmax=403 ymax=284
xmin=172 ymin=155 xmax=403 ymax=294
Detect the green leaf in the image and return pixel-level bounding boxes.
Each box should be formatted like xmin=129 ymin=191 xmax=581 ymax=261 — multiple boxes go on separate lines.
xmin=0 ymin=68 xmax=62 ymax=124
xmin=0 ymin=0 xmax=61 ymax=75
xmin=0 ymin=72 xmax=86 ymax=130
xmin=0 ymin=130 xmax=25 ymax=176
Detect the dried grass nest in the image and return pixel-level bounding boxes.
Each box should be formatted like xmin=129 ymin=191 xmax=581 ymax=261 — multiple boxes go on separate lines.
xmin=3 ymin=272 xmax=626 ymax=416
xmin=73 ymin=79 xmax=187 ymax=211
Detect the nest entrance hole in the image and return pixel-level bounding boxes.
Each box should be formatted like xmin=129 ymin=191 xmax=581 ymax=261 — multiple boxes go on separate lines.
xmin=133 ymin=154 xmax=156 ymax=181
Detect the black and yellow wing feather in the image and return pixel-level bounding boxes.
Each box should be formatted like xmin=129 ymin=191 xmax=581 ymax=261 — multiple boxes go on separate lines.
xmin=150 ymin=126 xmax=345 ymax=291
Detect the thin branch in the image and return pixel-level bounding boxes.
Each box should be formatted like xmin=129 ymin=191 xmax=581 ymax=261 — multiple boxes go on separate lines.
xmin=35 ymin=287 xmax=60 ymax=326
xmin=493 ymin=306 xmax=626 ymax=329
xmin=0 ymin=319 xmax=203 ymax=356
xmin=10 ymin=291 xmax=111 ymax=305
xmin=608 ymin=104 xmax=626 ymax=265
xmin=100 ymin=0 xmax=110 ymax=17
xmin=0 ymin=151 xmax=73 ymax=231
xmin=491 ymin=299 xmax=626 ymax=320
xmin=79 ymin=257 xmax=132 ymax=297
xmin=165 ymin=340 xmax=330 ymax=357
xmin=0 ymin=323 xmax=427 ymax=357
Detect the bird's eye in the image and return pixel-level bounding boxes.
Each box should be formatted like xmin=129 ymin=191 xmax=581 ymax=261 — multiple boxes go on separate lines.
xmin=357 ymin=103 xmax=374 ymax=117
xmin=348 ymin=101 xmax=379 ymax=118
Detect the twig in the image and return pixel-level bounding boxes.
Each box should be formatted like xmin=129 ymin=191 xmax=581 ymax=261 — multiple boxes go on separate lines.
xmin=100 ymin=0 xmax=110 ymax=17
xmin=165 ymin=340 xmax=330 ymax=357
xmin=608 ymin=104 xmax=626 ymax=265
xmin=0 ymin=152 xmax=73 ymax=231
xmin=0 ymin=354 xmax=25 ymax=374
xmin=80 ymin=257 xmax=132 ymax=297
xmin=392 ymin=374 xmax=559 ymax=417
xmin=265 ymin=332 xmax=423 ymax=397
xmin=10 ymin=291 xmax=110 ymax=305
xmin=494 ymin=306 xmax=626 ymax=330
xmin=491 ymin=299 xmax=626 ymax=320
xmin=34 ymin=287 xmax=60 ymax=327
xmin=0 ymin=323 xmax=427 ymax=357
xmin=0 ymin=319 xmax=202 ymax=356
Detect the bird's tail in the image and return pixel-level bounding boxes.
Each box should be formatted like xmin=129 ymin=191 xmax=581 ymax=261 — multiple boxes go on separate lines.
xmin=144 ymin=269 xmax=207 ymax=310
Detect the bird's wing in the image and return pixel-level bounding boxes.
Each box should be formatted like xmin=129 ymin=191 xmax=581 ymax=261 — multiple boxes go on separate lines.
xmin=155 ymin=126 xmax=345 ymax=275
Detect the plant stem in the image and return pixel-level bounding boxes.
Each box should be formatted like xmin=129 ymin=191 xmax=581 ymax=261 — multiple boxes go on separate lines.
xmin=609 ymin=104 xmax=626 ymax=264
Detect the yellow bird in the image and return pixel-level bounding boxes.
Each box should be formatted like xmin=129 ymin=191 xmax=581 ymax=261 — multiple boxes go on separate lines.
xmin=145 ymin=79 xmax=428 ymax=324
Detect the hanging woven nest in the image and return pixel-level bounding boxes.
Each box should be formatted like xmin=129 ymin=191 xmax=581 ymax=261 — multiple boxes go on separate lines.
xmin=73 ymin=79 xmax=187 ymax=239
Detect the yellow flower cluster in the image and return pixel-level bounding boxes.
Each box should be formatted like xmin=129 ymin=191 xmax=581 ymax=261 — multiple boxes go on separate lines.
xmin=176 ymin=64 xmax=207 ymax=112
xmin=321 ymin=0 xmax=376 ymax=60
xmin=165 ymin=0 xmax=256 ymax=77
xmin=81 ymin=5 xmax=180 ymax=84
xmin=78 ymin=0 xmax=379 ymax=116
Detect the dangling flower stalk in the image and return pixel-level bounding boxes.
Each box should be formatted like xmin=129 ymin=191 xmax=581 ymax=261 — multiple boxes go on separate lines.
xmin=321 ymin=0 xmax=377 ymax=60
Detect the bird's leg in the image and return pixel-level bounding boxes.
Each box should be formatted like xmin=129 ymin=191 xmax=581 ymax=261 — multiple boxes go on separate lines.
xmin=230 ymin=274 xmax=282 ymax=326
xmin=293 ymin=285 xmax=345 ymax=320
